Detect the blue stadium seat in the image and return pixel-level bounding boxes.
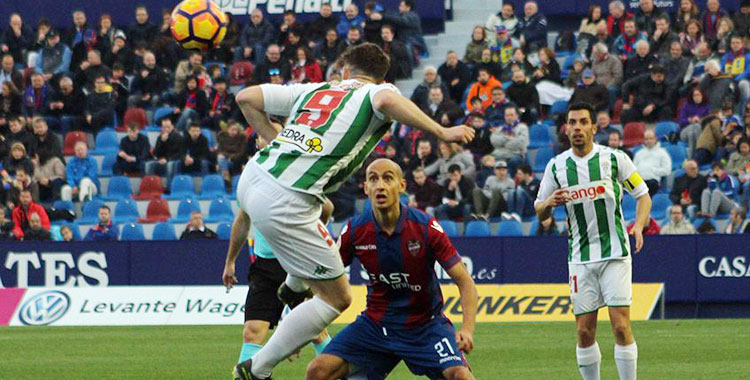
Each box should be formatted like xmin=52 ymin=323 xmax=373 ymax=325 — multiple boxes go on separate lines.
xmin=152 ymin=106 xmax=173 ymax=125
xmin=464 ymin=220 xmax=491 ymax=237
xmin=99 ymin=176 xmax=132 ymax=201
xmin=100 ymin=154 xmax=116 ymax=177
xmin=693 ymin=218 xmax=717 ymax=230
xmin=120 ymin=223 xmax=146 ymax=241
xmin=152 ymin=222 xmax=177 ymax=240
xmin=622 ymin=194 xmax=636 ymax=220
xmin=79 ymin=200 xmax=105 ymax=224
xmin=533 ymin=147 xmax=556 ymax=173
xmin=216 ymin=222 xmax=232 ymax=239
xmin=528 ymin=124 xmax=552 ymax=149
xmin=497 ymin=220 xmax=523 ymax=236
xmin=172 ymin=197 xmax=201 ymax=223
xmin=528 ymin=221 xmax=540 ymax=236
xmin=665 ymin=144 xmax=687 ymax=171
xmin=113 ymin=199 xmax=140 ymax=224
xmin=438 ymin=220 xmax=460 ymax=238
xmin=562 ymin=54 xmax=579 ymax=71
xmin=199 ymin=174 xmax=227 ymax=200
xmin=651 ymin=193 xmax=672 ymax=220
xmin=52 ymin=200 xmax=74 ymax=211
xmin=164 ymin=175 xmax=196 ymax=200
xmin=654 ymin=121 xmax=679 ymax=141
xmin=204 ymin=198 xmax=234 ymax=223
xmin=550 ymin=100 xmax=569 ymax=116
xmin=553 ymin=206 xmax=567 ymax=221
xmin=201 ymin=128 xmax=216 ymax=149
xmin=91 ymin=130 xmax=119 ymax=154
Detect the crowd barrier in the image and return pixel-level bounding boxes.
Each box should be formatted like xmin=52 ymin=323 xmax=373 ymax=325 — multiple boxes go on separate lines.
xmin=1 ymin=236 xmax=748 ymax=306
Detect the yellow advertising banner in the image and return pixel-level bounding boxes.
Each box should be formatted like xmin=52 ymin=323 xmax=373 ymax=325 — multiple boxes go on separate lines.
xmin=334 ymin=283 xmax=664 ymax=324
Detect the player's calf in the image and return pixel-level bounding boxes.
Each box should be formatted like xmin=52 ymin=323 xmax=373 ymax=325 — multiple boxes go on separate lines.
xmin=442 ymin=366 xmax=475 ymax=380
xmin=305 ymin=354 xmax=349 ymax=380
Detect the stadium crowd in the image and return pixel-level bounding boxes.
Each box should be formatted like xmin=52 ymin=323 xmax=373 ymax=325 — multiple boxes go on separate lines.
xmin=1 ymin=0 xmax=749 ymax=242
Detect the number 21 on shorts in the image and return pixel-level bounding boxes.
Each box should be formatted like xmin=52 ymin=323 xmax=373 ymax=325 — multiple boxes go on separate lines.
xmin=435 ymin=337 xmax=457 ymax=358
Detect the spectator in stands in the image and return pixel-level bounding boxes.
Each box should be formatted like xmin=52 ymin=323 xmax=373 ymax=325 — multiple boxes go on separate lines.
xmin=343 ymin=26 xmax=363 ymax=50
xmin=407 ymin=167 xmax=442 ymax=214
xmin=439 ymin=51 xmax=472 ymax=103
xmin=174 ymin=51 xmax=203 ymax=94
xmin=31 ymin=116 xmax=60 ymax=164
xmin=486 ymin=2 xmax=519 ymax=44
xmin=34 ymin=29 xmax=71 ymax=84
xmin=468 ymin=97 xmax=483 ymax=114
xmin=516 ymin=163 xmax=540 ymax=217
xmin=721 ymin=34 xmax=750 ymax=107
xmin=114 ymin=122 xmax=151 ymax=175
xmin=608 ymin=130 xmax=633 ymax=158
xmin=612 ymin=19 xmax=647 ymax=61
xmin=277 ymin=10 xmax=301 ymax=47
xmin=336 ymin=3 xmax=364 ymax=38
xmin=464 ymin=26 xmax=488 ymax=64
xmin=421 ymin=86 xmax=462 ymax=127
xmin=406 ymin=138 xmax=437 ymax=176
xmin=535 ymin=214 xmax=559 ymax=235
xmin=103 ymin=32 xmax=135 ymax=76
xmin=702 ymin=0 xmax=729 ymax=40
xmin=663 ymin=41 xmax=690 ymax=92
xmin=23 ymin=73 xmax=53 ymax=119
xmin=679 ymin=87 xmax=711 ymax=156
xmin=476 ymin=47 xmax=504 ymax=81
xmin=569 ymin=69 xmax=609 ymax=112
xmin=564 ymin=58 xmax=585 ymax=88
xmin=464 ymin=113 xmax=492 ymax=158
xmin=313 ymin=28 xmax=343 ymax=74
xmin=66 ymin=10 xmax=97 ymax=70
xmin=695 ymin=112 xmax=726 ymax=164
xmin=6 ymin=167 xmax=38 ymax=209
xmin=61 ymin=141 xmax=98 ymax=202
xmin=30 ymin=18 xmax=51 ymax=54
xmin=180 ymin=211 xmax=218 ymax=240
xmin=1 ymin=14 xmax=32 ymax=65
xmin=671 ymin=159 xmax=707 ymax=219
xmin=490 ymin=106 xmax=528 ymax=176
xmin=699 ymin=59 xmax=732 ymax=110
xmin=624 ymin=40 xmax=656 ymax=79
xmin=4 ymin=142 xmax=33 ymax=180
xmin=11 ymin=189 xmax=49 ymax=240
xmin=363 ymin=2 xmax=385 ymax=45
xmin=674 ymin=0 xmax=700 ymax=34
xmin=485 ymin=86 xmax=515 ymax=126
xmin=0 ymin=205 xmax=16 ymax=240
xmin=48 ymin=76 xmax=85 ymax=133
xmin=6 ymin=116 xmax=35 ymax=155
xmin=435 ymin=164 xmax=474 ymax=221
xmin=84 ymin=205 xmax=118 ymax=241
xmin=471 ymin=159 xmax=514 ymax=221
xmin=217 ymin=121 xmax=248 ymax=183
xmin=147 ymin=117 xmax=183 ymax=184
xmin=578 ymin=5 xmax=606 ymax=38
xmin=661 ymin=205 xmax=697 ymax=235
xmin=23 ymin=212 xmax=51 ymax=241
xmin=635 ymin=0 xmax=666 ymax=36
xmin=238 ymin=8 xmax=276 ymax=65
xmin=380 ymin=25 xmax=411 ymax=82
xmin=724 ymin=206 xmax=750 ymax=233
xmin=680 ymin=19 xmax=705 ymax=57
xmin=374 ymin=0 xmax=426 ymax=64
xmin=465 ymin=67 xmax=501 ymax=110
xmin=85 ymin=75 xmax=115 ymax=133
xmin=307 ymin=3 xmax=337 ymax=45
xmin=517 ymin=1 xmax=548 ymax=52
xmin=129 ymin=51 xmax=167 ymax=108
xmin=0 ymin=82 xmax=22 ymax=131
xmin=174 ymin=76 xmax=207 ymax=133
xmin=75 ymin=49 xmax=111 ymax=92
xmin=490 ymin=26 xmax=520 ymax=70
xmin=696 ymin=219 xmax=716 ymax=233
xmin=727 ymin=138 xmax=750 ymax=207
xmin=474 ymin=155 xmax=495 ymax=188
xmin=621 ymin=64 xmax=672 ymax=124
xmin=412 ymin=67 xmax=447 ymax=110
xmin=735 ymin=1 xmax=750 ymax=37
xmin=59 ymin=224 xmax=75 ymax=241
xmin=33 ymin=154 xmax=65 ymax=203
xmin=290 ymin=46 xmax=322 ymax=84
xmin=280 ymin=28 xmax=305 ymax=65
xmin=179 ymin=123 xmax=212 ymax=176
xmin=594 ymin=111 xmax=621 ymax=145
xmin=205 ymin=78 xmax=234 ymax=131
xmin=254 ymin=45 xmax=291 ymax=84
xmin=425 ymin=141 xmax=476 ymax=186
xmin=0 ymin=54 xmax=24 ymax=91
xmin=96 ymin=13 xmax=120 ymax=51
xmin=649 ymin=15 xmax=679 ymax=59
xmin=606 ymin=0 xmax=634 ymax=38
xmin=505 ymin=70 xmax=540 ymax=125
xmin=700 ymin=161 xmax=739 ymax=217
xmin=531 ymin=48 xmax=561 ymax=84
xmin=634 ymin=129 xmax=672 ymax=195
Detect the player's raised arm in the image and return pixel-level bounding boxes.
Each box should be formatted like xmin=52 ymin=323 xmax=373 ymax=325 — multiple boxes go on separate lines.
xmin=446 ymin=262 xmax=477 ymax=354
xmin=371 ymin=89 xmax=475 ymax=144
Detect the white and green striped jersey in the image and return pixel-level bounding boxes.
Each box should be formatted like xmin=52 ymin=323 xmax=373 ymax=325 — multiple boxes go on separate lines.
xmin=535 ymin=144 xmax=649 ymax=263
xmin=253 ymin=80 xmax=398 ymax=195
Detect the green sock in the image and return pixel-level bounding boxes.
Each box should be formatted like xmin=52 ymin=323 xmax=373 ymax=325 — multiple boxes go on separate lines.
xmin=313 ymin=336 xmax=332 ymax=356
xmin=239 ymin=343 xmax=262 ymax=363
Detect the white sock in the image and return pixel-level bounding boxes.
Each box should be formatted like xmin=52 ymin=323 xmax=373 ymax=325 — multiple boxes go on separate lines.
xmin=576 ymin=342 xmax=602 ymax=380
xmin=614 ymin=342 xmax=638 ymax=380
xmin=284 ymin=274 xmax=309 ymax=293
xmin=251 ymin=296 xmax=339 ymax=378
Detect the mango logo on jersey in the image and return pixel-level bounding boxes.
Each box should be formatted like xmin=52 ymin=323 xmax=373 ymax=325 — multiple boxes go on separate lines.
xmin=562 ymin=180 xmax=613 ymax=205
xmin=368 ymin=272 xmax=422 ymax=291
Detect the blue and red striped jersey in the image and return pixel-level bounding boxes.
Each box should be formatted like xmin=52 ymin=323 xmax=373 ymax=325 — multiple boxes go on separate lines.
xmin=338 ymin=205 xmax=462 ymax=329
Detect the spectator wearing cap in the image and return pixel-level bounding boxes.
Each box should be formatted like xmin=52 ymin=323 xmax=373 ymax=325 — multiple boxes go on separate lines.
xmin=594 ymin=111 xmax=622 ymax=145
xmin=471 ymin=160 xmax=515 ymax=221
xmin=47 ymin=76 xmax=86 ymax=133
xmin=84 ymin=205 xmax=118 ymax=241
xmin=115 ymin=122 xmax=151 ymax=175
xmin=336 ymin=3 xmax=365 ymax=38
xmin=701 ymin=0 xmax=730 ymax=40
xmin=0 ymin=54 xmax=24 ymax=91
xmin=254 ymin=45 xmax=291 ymax=84
xmin=380 ymin=25 xmax=411 ymax=83
xmin=485 ymin=2 xmax=519 ymax=45
xmin=62 ymin=141 xmax=98 ymax=202
xmin=174 ymin=76 xmax=207 ymax=133
xmin=104 ymin=31 xmax=135 ymax=74
xmin=612 ymin=19 xmax=647 ymax=61
xmin=34 ymin=29 xmax=72 ymax=83
xmin=238 ymin=8 xmax=276 ymax=65
xmin=607 ymin=0 xmax=635 ymax=38
xmin=146 ymin=117 xmax=184 ymax=185
xmin=569 ymin=69 xmax=609 ymax=112
xmin=438 ymin=51 xmax=472 ymax=105
xmin=635 ymin=0 xmax=667 ymax=37
xmin=180 ymin=211 xmax=218 ymax=240
xmin=634 ymin=129 xmax=672 ymax=195
xmin=129 ymin=51 xmax=168 ymax=108
xmin=649 ymin=15 xmax=679 ymax=59
xmin=517 ymin=1 xmax=548 ymax=52
xmin=490 ymin=106 xmax=528 ymax=176
xmin=721 ymin=34 xmax=750 ymax=108
xmin=621 ymin=63 xmax=673 ymax=124
xmin=11 ymin=189 xmax=49 ymax=240
xmin=490 ymin=26 xmax=520 ymax=69
xmin=624 ymin=40 xmax=656 ymax=79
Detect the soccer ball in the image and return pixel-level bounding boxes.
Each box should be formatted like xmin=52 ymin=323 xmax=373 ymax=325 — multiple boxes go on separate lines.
xmin=170 ymin=0 xmax=228 ymax=51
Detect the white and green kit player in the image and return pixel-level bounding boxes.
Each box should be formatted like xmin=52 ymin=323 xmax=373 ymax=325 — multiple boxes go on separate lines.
xmin=225 ymin=43 xmax=475 ymax=380
xmin=535 ymin=103 xmax=652 ymax=380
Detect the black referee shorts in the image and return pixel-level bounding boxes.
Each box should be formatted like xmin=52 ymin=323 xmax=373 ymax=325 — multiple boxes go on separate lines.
xmin=244 ymin=257 xmax=287 ymax=328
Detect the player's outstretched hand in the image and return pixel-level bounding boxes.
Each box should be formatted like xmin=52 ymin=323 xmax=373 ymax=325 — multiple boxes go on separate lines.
xmin=629 ymin=227 xmax=644 ymax=253
xmin=443 ymin=125 xmax=475 ymax=144
xmin=546 ymin=189 xmax=570 ymax=207
xmin=222 ymin=262 xmax=238 ymax=290
xmin=456 ymin=328 xmax=474 ymax=354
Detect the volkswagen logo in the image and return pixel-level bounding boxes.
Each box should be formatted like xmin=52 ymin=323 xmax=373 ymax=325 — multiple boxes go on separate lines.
xmin=18 ymin=290 xmax=70 ymax=326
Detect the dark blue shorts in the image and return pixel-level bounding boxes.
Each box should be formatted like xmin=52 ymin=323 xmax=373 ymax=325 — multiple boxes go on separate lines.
xmin=324 ymin=314 xmax=467 ymax=380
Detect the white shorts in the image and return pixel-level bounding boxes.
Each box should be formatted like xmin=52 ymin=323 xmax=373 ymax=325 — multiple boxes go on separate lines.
xmin=568 ymin=258 xmax=632 ymax=315
xmin=236 ymin=162 xmax=345 ymax=280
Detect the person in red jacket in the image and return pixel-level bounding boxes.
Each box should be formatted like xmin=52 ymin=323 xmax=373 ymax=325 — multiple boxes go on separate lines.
xmin=290 ymin=46 xmax=323 ymax=83
xmin=12 ymin=189 xmax=50 ymax=239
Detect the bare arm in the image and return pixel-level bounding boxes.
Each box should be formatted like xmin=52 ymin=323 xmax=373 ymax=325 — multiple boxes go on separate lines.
xmin=222 ymin=211 xmax=251 ymax=289
xmin=630 ymin=193 xmax=652 ymax=253
xmin=534 ymin=189 xmax=568 ymax=222
xmin=447 ymin=262 xmax=477 ymax=354
xmin=372 ymin=89 xmax=475 ymax=144
xmin=235 ymin=86 xmax=279 ymax=142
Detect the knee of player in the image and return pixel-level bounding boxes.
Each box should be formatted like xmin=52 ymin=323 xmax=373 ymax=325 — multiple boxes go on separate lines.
xmin=242 ymin=323 xmax=267 ymax=344
xmin=305 ymin=357 xmax=335 ymax=380
xmin=611 ymin=321 xmax=632 ymax=340
xmin=576 ymin=324 xmax=597 ymax=341
xmin=334 ymin=289 xmax=352 ymax=312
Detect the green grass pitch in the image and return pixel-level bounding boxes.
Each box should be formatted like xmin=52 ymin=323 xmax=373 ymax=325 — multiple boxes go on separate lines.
xmin=1 ymin=320 xmax=748 ymax=379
